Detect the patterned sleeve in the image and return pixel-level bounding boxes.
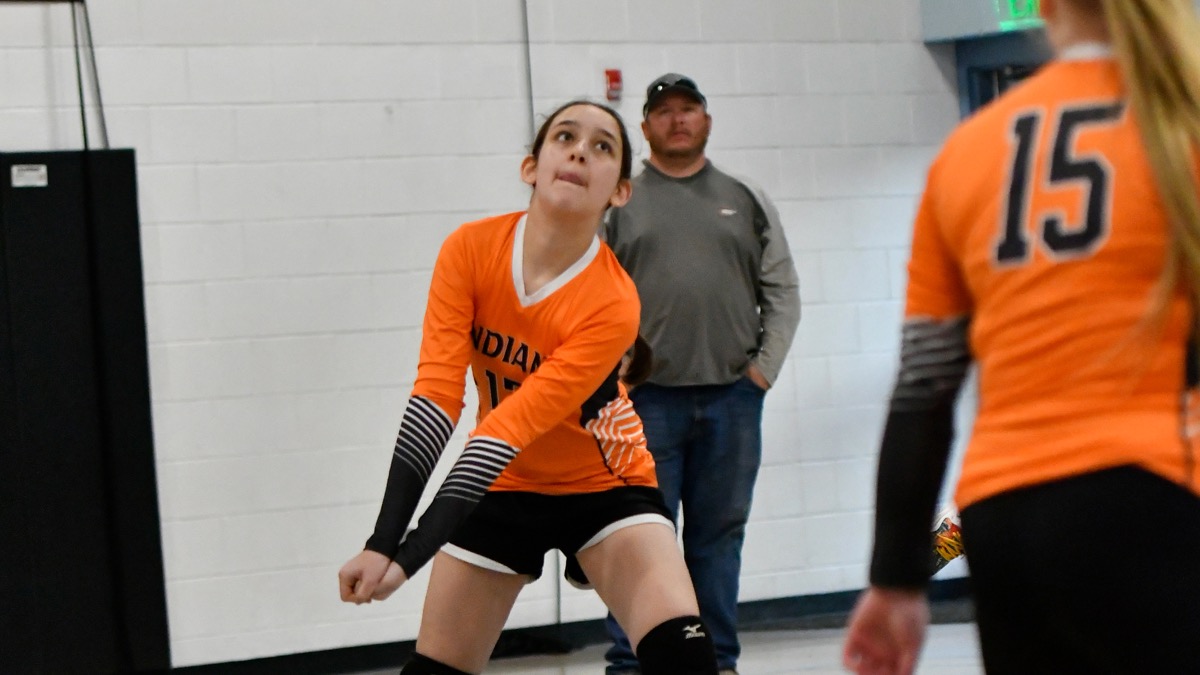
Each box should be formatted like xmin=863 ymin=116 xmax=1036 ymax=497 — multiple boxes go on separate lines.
xmin=363 ymin=229 xmax=474 ymax=560
xmin=870 ymin=158 xmax=974 ymax=588
xmin=364 ymin=396 xmax=456 ymax=558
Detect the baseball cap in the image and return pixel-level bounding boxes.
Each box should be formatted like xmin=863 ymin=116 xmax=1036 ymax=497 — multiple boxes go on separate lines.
xmin=643 ymin=73 xmax=707 ymax=117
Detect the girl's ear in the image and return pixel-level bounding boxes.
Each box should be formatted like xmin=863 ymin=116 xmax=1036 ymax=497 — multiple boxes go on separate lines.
xmin=520 ymin=155 xmax=537 ymax=188
xmin=609 ymin=178 xmax=632 ymax=208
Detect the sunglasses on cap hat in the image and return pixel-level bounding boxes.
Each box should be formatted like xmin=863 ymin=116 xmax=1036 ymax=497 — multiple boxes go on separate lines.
xmin=643 ymin=73 xmax=707 ymax=117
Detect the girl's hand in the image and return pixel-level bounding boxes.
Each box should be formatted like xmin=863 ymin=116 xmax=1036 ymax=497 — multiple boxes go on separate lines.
xmin=337 ymin=550 xmax=392 ymax=604
xmin=371 ymin=561 xmax=408 ymax=601
xmin=843 ymin=586 xmax=929 ymax=675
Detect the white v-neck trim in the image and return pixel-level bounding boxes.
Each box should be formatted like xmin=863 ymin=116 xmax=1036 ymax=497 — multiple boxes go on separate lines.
xmin=1060 ymin=42 xmax=1113 ymax=62
xmin=511 ymin=213 xmax=600 ymax=307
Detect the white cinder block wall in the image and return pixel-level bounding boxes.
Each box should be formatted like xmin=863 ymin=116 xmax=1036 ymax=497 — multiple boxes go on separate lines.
xmin=0 ymin=0 xmax=960 ymax=666
xmin=521 ymin=0 xmax=964 ymax=623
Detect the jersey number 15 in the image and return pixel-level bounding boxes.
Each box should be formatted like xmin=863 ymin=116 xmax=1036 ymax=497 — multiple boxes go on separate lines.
xmin=997 ymin=102 xmax=1125 ymax=264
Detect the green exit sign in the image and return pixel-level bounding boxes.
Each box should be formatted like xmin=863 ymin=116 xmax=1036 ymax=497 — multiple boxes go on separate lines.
xmin=921 ymin=0 xmax=1047 ymax=42
xmin=998 ymin=0 xmax=1043 ymax=32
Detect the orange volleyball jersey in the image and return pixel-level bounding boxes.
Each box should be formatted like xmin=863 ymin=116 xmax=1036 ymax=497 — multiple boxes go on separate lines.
xmin=411 ymin=211 xmax=657 ymax=494
xmin=907 ymin=51 xmax=1199 ymax=508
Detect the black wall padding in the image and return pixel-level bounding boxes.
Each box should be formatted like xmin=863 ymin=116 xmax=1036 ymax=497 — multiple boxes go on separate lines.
xmin=0 ymin=150 xmax=170 ymax=673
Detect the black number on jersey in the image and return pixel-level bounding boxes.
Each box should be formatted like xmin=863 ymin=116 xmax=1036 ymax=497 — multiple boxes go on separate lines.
xmin=484 ymin=369 xmax=520 ymax=408
xmin=996 ymin=102 xmax=1124 ymax=264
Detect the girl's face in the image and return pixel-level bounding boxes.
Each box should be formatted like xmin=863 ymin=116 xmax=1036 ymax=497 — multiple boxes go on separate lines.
xmin=521 ymin=104 xmax=631 ymax=217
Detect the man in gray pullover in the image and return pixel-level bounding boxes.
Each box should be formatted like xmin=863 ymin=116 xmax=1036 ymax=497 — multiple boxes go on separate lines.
xmin=603 ymin=73 xmax=801 ymax=675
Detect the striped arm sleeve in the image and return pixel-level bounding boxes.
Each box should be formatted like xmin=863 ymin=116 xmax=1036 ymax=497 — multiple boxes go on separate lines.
xmin=392 ymin=436 xmax=519 ymax=578
xmin=364 ymin=396 xmax=455 ymax=559
xmin=890 ymin=317 xmax=972 ymax=411
xmin=870 ymin=316 xmax=970 ymax=588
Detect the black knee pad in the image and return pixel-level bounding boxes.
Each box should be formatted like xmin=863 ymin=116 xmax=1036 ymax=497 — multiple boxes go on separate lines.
xmin=400 ymin=652 xmax=472 ymax=675
xmin=636 ymin=615 xmax=718 ymax=675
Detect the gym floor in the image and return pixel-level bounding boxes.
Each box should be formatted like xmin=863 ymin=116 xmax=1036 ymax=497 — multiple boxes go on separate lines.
xmin=357 ymin=622 xmax=983 ymax=674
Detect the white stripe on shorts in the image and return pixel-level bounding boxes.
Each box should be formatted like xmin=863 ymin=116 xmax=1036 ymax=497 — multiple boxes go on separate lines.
xmin=440 ymin=543 xmax=521 ymax=576
xmin=576 ymin=513 xmax=674 ymax=553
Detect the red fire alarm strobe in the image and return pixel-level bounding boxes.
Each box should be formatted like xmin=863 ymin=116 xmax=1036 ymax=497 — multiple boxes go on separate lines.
xmin=605 ymin=69 xmax=622 ymax=102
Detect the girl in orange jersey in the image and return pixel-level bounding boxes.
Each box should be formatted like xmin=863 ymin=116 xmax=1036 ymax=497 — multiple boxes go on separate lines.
xmin=844 ymin=1 xmax=1200 ymax=673
xmin=337 ymin=101 xmax=718 ymax=675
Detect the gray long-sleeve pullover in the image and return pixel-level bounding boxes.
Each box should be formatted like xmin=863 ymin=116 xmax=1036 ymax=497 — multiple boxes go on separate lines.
xmin=605 ymin=160 xmax=800 ymax=387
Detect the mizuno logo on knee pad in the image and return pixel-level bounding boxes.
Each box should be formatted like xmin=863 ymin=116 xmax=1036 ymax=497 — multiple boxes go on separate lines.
xmin=637 ymin=617 xmax=717 ymax=671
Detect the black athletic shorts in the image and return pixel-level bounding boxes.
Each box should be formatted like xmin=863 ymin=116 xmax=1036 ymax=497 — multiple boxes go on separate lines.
xmin=443 ymin=485 xmax=674 ymax=588
xmin=961 ymin=465 xmax=1200 ymax=674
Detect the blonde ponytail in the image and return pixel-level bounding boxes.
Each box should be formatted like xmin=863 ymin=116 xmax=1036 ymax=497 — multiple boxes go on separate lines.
xmin=1100 ymin=0 xmax=1200 ymax=329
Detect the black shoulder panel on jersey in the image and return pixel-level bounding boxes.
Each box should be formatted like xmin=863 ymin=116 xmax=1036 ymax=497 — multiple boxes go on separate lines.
xmin=579 ymin=364 xmax=621 ymax=425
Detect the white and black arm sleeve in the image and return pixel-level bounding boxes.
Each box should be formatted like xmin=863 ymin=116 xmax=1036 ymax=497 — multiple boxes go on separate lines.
xmin=364 ymin=396 xmax=455 ymax=560
xmin=389 ymin=436 xmax=519 ymax=578
xmin=869 ymin=316 xmax=971 ymax=589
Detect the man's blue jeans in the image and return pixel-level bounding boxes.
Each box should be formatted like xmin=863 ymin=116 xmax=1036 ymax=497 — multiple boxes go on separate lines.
xmin=605 ymin=378 xmax=765 ymax=673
